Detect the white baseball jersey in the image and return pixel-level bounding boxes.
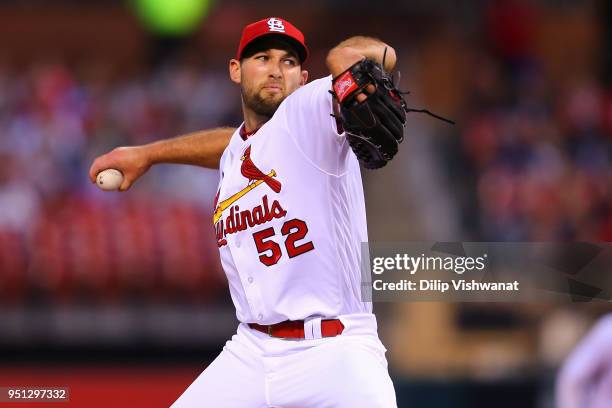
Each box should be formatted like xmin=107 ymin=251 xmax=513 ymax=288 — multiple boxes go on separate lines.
xmin=213 ymin=75 xmax=371 ymax=325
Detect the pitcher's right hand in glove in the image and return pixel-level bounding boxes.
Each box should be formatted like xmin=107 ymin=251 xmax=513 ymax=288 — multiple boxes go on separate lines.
xmin=331 ymin=57 xmax=454 ymax=169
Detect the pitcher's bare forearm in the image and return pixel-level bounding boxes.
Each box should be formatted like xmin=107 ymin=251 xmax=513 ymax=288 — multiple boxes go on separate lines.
xmin=89 ymin=127 xmax=234 ymax=190
xmin=147 ymin=127 xmax=234 ymax=169
xmin=326 ymin=36 xmax=396 ymax=77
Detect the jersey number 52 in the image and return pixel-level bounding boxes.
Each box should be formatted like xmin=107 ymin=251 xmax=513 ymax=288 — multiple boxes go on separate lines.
xmin=252 ymin=218 xmax=314 ymax=266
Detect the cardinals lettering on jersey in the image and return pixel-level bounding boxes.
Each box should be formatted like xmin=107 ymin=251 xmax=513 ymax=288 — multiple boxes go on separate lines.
xmin=214 ymin=145 xmax=286 ymax=248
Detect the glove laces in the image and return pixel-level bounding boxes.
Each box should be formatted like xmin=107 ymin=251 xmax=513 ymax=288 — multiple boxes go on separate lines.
xmin=383 ymin=47 xmax=456 ymax=125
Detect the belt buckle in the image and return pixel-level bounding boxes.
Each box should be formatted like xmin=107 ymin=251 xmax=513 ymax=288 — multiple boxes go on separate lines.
xmin=267 ymin=325 xmax=272 ymax=337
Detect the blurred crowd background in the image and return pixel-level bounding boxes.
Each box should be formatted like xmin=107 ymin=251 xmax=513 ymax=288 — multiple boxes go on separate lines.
xmin=0 ymin=0 xmax=611 ymax=407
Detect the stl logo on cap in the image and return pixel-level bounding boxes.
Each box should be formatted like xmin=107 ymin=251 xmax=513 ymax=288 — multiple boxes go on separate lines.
xmin=267 ymin=18 xmax=285 ymax=32
xmin=236 ymin=17 xmax=309 ymax=62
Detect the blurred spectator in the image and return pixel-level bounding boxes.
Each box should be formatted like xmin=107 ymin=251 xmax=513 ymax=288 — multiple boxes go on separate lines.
xmin=0 ymin=59 xmax=235 ymax=305
xmin=455 ymin=52 xmax=611 ymax=241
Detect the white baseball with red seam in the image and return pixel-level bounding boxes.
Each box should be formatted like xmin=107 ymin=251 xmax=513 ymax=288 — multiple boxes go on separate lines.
xmin=96 ymin=169 xmax=123 ymax=191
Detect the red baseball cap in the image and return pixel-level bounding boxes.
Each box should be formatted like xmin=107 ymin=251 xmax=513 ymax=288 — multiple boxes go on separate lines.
xmin=236 ymin=17 xmax=309 ymax=63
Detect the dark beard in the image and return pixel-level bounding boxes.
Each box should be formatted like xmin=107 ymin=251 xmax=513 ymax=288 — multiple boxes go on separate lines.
xmin=242 ymin=88 xmax=283 ymax=118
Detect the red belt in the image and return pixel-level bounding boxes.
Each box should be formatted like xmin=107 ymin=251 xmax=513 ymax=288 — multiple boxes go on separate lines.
xmin=248 ymin=319 xmax=344 ymax=339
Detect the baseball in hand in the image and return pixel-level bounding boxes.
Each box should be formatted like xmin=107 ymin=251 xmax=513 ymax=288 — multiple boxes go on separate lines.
xmin=96 ymin=169 xmax=124 ymax=191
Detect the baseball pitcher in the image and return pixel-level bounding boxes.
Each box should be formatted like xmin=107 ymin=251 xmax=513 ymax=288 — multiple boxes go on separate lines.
xmin=90 ymin=16 xmax=418 ymax=407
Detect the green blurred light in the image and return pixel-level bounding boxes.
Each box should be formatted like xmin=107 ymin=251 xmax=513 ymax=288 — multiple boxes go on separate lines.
xmin=133 ymin=0 xmax=213 ymax=36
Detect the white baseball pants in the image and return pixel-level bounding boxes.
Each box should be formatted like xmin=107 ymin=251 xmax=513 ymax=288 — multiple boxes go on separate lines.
xmin=171 ymin=313 xmax=397 ymax=407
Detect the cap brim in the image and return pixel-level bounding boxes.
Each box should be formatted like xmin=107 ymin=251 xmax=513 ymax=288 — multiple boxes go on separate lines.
xmin=239 ymin=33 xmax=308 ymax=63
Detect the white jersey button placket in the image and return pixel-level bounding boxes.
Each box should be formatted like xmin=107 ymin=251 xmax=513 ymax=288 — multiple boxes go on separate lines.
xmin=230 ymin=244 xmax=266 ymax=323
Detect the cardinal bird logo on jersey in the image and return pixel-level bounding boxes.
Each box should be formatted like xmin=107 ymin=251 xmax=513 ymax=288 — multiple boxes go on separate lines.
xmin=213 ymin=145 xmax=283 ymax=225
xmin=241 ymin=146 xmax=281 ymax=193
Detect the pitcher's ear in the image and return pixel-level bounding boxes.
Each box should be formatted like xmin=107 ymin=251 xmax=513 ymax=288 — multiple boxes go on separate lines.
xmin=229 ymin=59 xmax=241 ymax=84
xmin=300 ymin=69 xmax=308 ymax=85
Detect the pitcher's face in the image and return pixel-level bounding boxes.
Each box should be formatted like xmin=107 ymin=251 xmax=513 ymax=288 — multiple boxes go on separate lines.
xmin=230 ymin=40 xmax=308 ymax=118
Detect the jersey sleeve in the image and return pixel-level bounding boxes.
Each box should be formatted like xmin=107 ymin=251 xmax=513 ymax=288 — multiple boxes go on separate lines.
xmin=280 ymin=75 xmax=352 ymax=176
